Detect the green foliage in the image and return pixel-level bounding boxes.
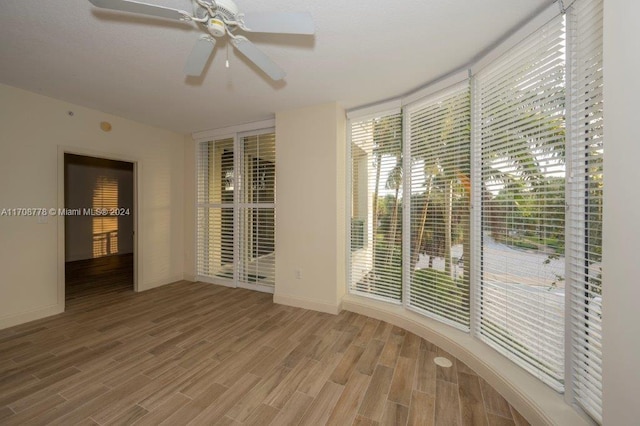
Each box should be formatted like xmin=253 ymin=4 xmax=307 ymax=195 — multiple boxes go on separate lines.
xmin=513 ymin=240 xmax=538 ymax=250
xmin=411 ymin=268 xmax=469 ymax=323
xmin=351 ymin=218 xmax=365 ymax=251
xmin=544 ymin=238 xmax=563 ymax=253
xmin=374 ymin=241 xmax=401 ymax=270
xmin=410 ymin=186 xmax=468 ymax=259
xmin=487 ymin=176 xmax=566 ymax=255
xmin=376 ymin=195 xmax=403 ymax=246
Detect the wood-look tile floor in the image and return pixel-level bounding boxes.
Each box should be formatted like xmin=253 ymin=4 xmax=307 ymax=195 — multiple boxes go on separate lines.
xmin=0 ymin=281 xmax=530 ymax=425
xmin=65 ymin=254 xmax=134 ymax=303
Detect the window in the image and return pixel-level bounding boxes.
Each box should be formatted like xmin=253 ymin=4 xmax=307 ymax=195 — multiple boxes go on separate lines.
xmin=345 ymin=0 xmax=603 ymax=421
xmin=407 ymin=84 xmax=471 ymax=329
xmin=474 ymin=14 xmax=567 ymax=390
xmin=348 ymin=110 xmax=403 ymax=302
xmin=92 ymin=176 xmax=119 ymax=257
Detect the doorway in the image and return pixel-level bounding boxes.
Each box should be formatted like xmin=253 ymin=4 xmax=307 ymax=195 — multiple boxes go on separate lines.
xmin=63 ymin=153 xmax=135 ymax=304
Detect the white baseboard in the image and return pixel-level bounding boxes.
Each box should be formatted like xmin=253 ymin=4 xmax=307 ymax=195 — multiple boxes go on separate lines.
xmin=197 ymin=276 xmax=236 ymax=288
xmin=138 ymin=274 xmax=186 ymax=292
xmin=183 ymin=273 xmax=197 ymax=282
xmin=0 ymin=303 xmax=64 ymax=331
xmin=342 ymin=294 xmax=593 ymax=426
xmin=274 ymin=293 xmax=342 ymax=315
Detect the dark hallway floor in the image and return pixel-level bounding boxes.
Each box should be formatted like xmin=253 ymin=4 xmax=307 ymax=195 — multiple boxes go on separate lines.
xmin=65 ymin=254 xmax=134 ymax=308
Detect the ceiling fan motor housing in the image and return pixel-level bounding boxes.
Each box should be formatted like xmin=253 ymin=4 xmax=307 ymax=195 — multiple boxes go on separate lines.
xmin=193 ymin=0 xmax=239 ymax=37
xmin=207 ymin=18 xmax=225 ymax=37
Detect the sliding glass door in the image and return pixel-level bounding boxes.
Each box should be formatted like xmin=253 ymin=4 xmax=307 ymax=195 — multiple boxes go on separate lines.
xmin=196 ymin=130 xmax=276 ymax=292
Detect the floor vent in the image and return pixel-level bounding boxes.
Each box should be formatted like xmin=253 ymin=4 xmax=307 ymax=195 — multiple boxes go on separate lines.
xmin=434 ymin=357 xmax=453 ymax=368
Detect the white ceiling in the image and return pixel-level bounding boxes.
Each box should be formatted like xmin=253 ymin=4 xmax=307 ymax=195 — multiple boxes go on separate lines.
xmin=0 ymin=0 xmax=552 ymax=134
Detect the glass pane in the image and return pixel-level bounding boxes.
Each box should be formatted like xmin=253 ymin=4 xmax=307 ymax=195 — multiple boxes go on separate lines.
xmin=239 ymin=207 xmax=275 ymax=286
xmin=409 ymin=86 xmax=471 ymax=329
xmin=349 ymin=113 xmax=403 ymax=301
xmin=242 ymin=133 xmax=275 ymax=204
xmin=197 ymin=138 xmax=234 ymax=205
xmin=477 ymin=15 xmax=566 ymax=390
xmin=196 ymin=206 xmax=235 ymax=279
xmin=239 ymin=132 xmax=275 ymax=287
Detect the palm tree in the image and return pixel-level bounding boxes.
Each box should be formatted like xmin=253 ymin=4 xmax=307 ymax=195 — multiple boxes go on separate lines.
xmin=410 ymin=91 xmax=471 ymax=281
xmin=384 ymin=161 xmax=402 ymax=264
xmin=480 ymin=65 xmax=566 ymax=243
xmin=362 ymin=115 xmax=402 ymax=296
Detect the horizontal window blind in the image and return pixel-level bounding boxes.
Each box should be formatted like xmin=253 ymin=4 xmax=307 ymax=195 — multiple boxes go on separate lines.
xmin=92 ymin=176 xmax=119 ymax=258
xmin=475 ymin=14 xmax=566 ymax=390
xmin=349 ymin=111 xmax=403 ymax=302
xmin=344 ymin=3 xmax=605 ymax=414
xmin=196 ymin=139 xmax=236 ymax=280
xmin=407 ymin=83 xmax=471 ymax=329
xmin=567 ymin=0 xmax=604 ymax=422
xmin=239 ymin=133 xmax=276 ymax=287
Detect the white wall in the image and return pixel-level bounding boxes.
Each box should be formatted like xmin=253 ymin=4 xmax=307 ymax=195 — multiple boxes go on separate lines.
xmin=65 ymin=162 xmax=134 ymax=262
xmin=602 ymin=1 xmax=640 ymax=423
xmin=274 ymin=102 xmax=346 ymax=313
xmin=0 ymin=84 xmax=185 ymax=329
xmin=183 ymin=135 xmax=197 ymax=282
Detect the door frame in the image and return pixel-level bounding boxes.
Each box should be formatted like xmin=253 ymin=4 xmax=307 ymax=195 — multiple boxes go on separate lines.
xmin=57 ymin=146 xmax=140 ymax=309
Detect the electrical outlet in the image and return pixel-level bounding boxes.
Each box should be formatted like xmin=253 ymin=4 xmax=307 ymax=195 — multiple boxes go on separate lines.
xmin=295 ymin=269 xmax=302 ymax=279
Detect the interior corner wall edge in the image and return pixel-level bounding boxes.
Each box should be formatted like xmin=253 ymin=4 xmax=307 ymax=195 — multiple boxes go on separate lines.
xmin=0 ymin=83 xmax=186 ymax=329
xmin=183 ymin=134 xmax=197 ymax=282
xmin=334 ymin=106 xmax=347 ymax=302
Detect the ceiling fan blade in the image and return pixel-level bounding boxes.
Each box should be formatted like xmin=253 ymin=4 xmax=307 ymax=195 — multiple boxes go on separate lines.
xmin=184 ymin=36 xmax=216 ymax=76
xmin=231 ymin=37 xmax=286 ymax=81
xmin=242 ymin=12 xmax=315 ymax=35
xmin=88 ymin=0 xmax=188 ymax=21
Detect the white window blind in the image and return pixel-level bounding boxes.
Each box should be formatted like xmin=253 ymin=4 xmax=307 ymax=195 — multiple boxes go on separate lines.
xmin=349 ymin=111 xmax=403 ymax=302
xmin=567 ymin=0 xmax=603 ymax=422
xmin=344 ymin=3 xmax=605 ymax=415
xmin=407 ymin=83 xmax=471 ymax=330
xmin=239 ymin=133 xmax=276 ymax=287
xmin=196 ymin=138 xmax=236 ymax=280
xmin=474 ymin=14 xmax=566 ymax=390
xmin=92 ymin=176 xmax=119 ymax=258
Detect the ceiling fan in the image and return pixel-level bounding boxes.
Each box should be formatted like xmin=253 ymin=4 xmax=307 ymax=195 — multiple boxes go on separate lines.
xmin=88 ymin=0 xmax=315 ymax=81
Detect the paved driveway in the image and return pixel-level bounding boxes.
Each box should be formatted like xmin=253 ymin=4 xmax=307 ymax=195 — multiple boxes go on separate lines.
xmin=416 ymin=234 xmax=565 ymax=288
